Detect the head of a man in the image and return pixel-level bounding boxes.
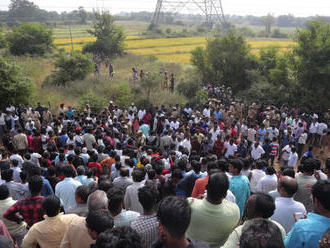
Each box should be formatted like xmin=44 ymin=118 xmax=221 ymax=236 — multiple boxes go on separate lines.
xmin=312 ymin=180 xmax=330 ymax=215
xmin=28 ymin=175 xmax=43 ymax=196
xmin=0 ymin=185 xmax=9 ymax=200
xmin=277 ymin=176 xmax=298 ymax=198
xmin=107 ymin=186 xmax=125 ymax=216
xmin=87 ymin=190 xmax=108 ymax=211
xmin=95 ymin=226 xmax=142 ymax=248
xmin=75 ymin=185 xmax=90 ymax=205
xmin=239 ymin=218 xmax=284 ymax=248
xmin=86 ymin=209 xmax=114 ymax=240
xmin=157 ymin=196 xmax=191 ymax=244
xmin=244 ymin=193 xmax=275 ymax=220
xmin=138 ymin=185 xmax=159 ymax=213
xmin=42 ymin=195 xmax=61 ymax=217
xmin=229 ymin=159 xmax=243 ymax=175
xmin=206 ymin=172 xmax=229 ymax=204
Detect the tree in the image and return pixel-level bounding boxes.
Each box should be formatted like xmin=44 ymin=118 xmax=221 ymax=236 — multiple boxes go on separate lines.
xmin=262 ymin=14 xmax=276 ymax=35
xmin=44 ymin=52 xmax=93 ymax=86
xmin=0 ymin=29 xmax=6 ymax=48
xmin=291 ymin=21 xmax=330 ymax=110
xmin=191 ymin=32 xmax=256 ymax=93
xmin=8 ymin=0 xmax=46 ymax=22
xmin=0 ymin=58 xmax=33 ymax=108
xmin=78 ymin=7 xmax=88 ymax=24
xmin=139 ymin=72 xmax=162 ymax=101
xmin=6 ymin=23 xmax=53 ymax=55
xmin=83 ymin=11 xmax=125 ymax=60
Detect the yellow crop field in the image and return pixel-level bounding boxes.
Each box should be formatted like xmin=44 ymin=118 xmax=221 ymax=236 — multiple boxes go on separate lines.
xmin=126 ymin=37 xmax=207 ymax=49
xmin=127 ymin=44 xmax=206 ymax=56
xmin=54 ymin=36 xmax=296 ymax=64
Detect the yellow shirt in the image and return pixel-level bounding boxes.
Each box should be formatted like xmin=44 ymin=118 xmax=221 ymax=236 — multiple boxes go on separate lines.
xmin=60 ymin=215 xmax=95 ymax=248
xmin=22 ymin=213 xmax=77 ymax=248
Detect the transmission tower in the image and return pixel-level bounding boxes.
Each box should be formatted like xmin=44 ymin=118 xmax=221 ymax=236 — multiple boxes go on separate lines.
xmin=152 ymin=0 xmax=226 ymax=27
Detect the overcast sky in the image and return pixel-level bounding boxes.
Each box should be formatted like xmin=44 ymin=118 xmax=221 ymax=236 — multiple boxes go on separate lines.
xmin=1 ymin=0 xmax=330 ymax=17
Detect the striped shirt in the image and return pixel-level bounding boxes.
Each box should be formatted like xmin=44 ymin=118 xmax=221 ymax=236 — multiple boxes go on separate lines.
xmin=270 ymin=142 xmax=279 ymax=156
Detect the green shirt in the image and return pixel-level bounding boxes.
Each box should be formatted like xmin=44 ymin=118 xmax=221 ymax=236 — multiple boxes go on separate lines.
xmin=221 ymin=219 xmax=286 ymax=248
xmin=186 ymin=198 xmax=240 ymax=248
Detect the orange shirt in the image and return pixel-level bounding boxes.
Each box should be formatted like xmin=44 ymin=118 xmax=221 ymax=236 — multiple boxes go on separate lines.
xmin=191 ymin=176 xmax=209 ymax=198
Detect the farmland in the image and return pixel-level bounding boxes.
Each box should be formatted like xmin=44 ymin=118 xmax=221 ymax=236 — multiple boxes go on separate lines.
xmin=54 ymin=35 xmax=296 ymax=64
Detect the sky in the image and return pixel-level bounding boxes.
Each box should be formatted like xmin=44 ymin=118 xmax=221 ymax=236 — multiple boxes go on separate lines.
xmin=1 ymin=0 xmax=330 ymax=17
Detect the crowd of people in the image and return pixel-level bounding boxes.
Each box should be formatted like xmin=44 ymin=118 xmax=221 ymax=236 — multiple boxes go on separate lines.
xmin=0 ymin=86 xmax=329 ymax=248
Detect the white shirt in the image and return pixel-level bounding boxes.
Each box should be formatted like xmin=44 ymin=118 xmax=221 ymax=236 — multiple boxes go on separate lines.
xmin=124 ymin=182 xmax=144 ymax=214
xmin=225 ymin=143 xmax=237 ymax=158
xmin=138 ymin=110 xmax=146 ymax=120
xmin=266 ymin=127 xmax=279 ymax=141
xmin=317 ymin=123 xmax=327 ymax=135
xmin=251 ymin=145 xmax=265 ymax=160
xmin=55 ymin=178 xmax=82 ymax=212
xmin=288 ymin=152 xmax=298 ymax=167
xmin=10 ymin=154 xmax=24 ymax=168
xmin=309 ymin=122 xmax=319 ymax=134
xmin=298 ymin=133 xmax=307 ymax=144
xmin=250 ymin=169 xmax=266 ymax=193
xmin=247 ymin=128 xmax=256 ymax=142
xmin=255 ymin=174 xmax=278 ymax=193
xmin=282 ymin=145 xmax=291 ymax=161
xmin=203 ymin=108 xmax=210 ymax=118
xmin=271 ymin=197 xmax=306 ymax=233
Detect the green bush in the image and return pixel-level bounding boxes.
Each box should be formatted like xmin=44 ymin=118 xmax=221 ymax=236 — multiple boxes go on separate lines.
xmin=102 ymin=82 xmax=134 ymax=108
xmin=44 ymin=52 xmax=93 ymax=86
xmin=6 ymin=23 xmax=53 ymax=55
xmin=79 ymin=91 xmax=107 ymax=113
xmin=0 ymin=58 xmax=34 ymax=108
xmin=0 ymin=30 xmax=6 ymax=48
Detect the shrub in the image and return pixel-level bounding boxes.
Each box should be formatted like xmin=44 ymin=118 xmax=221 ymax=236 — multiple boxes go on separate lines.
xmin=44 ymin=52 xmax=93 ymax=86
xmin=6 ymin=23 xmax=53 ymax=55
xmin=0 ymin=58 xmax=34 ymax=108
xmin=79 ymin=91 xmax=107 ymax=113
xmin=102 ymin=82 xmax=134 ymax=108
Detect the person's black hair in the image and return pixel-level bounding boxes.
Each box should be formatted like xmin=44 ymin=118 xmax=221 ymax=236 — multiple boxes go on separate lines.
xmin=20 ymin=171 xmax=27 ymax=182
xmin=28 ymin=175 xmax=43 ymax=194
xmin=119 ymin=167 xmax=129 ymax=177
xmin=77 ymin=166 xmax=85 ymax=176
xmin=326 ymin=158 xmax=330 ymax=170
xmin=207 ymin=161 xmax=219 ymax=172
xmin=0 ymin=184 xmax=9 ymax=200
xmin=279 ymin=179 xmax=298 ymax=197
xmin=302 ymin=158 xmax=315 ymax=174
xmin=62 ymin=165 xmax=75 ymax=177
xmin=138 ymin=185 xmax=159 ymax=212
xmin=95 ymin=226 xmax=142 ymax=248
xmin=29 ymin=166 xmax=42 ymax=176
xmin=1 ymin=169 xmax=13 ymax=182
xmin=157 ymin=196 xmax=191 ymax=239
xmin=314 ymin=159 xmax=321 ymax=170
xmin=240 ymin=218 xmax=284 ymax=248
xmin=107 ymin=186 xmax=124 ymax=213
xmin=146 ymin=169 xmax=155 ymax=180
xmin=312 ymin=180 xmax=330 ymax=211
xmin=11 ymin=160 xmax=18 ymax=167
xmin=265 ymin=167 xmax=276 ymax=175
xmin=240 ymin=158 xmax=251 ymax=170
xmin=254 ymin=193 xmax=276 ymax=218
xmin=47 ymin=166 xmax=57 ymax=177
xmin=190 ymin=160 xmax=201 ymax=174
xmin=76 ymin=185 xmax=90 ymax=203
xmin=171 ymin=168 xmax=183 ymax=180
xmin=282 ymin=168 xmax=295 ymax=178
xmin=132 ymin=168 xmax=146 ymax=182
xmin=42 ymin=195 xmax=61 ymax=217
xmin=206 ymin=172 xmax=229 ymax=202
xmin=230 ymin=159 xmax=243 ymax=173
xmin=86 ymin=209 xmax=114 ymax=234
xmin=98 ymin=179 xmax=114 ymax=193
xmin=256 ymin=160 xmax=266 ymax=169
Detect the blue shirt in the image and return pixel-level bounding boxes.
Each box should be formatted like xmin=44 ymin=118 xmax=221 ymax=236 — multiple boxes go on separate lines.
xmin=229 ymin=175 xmax=250 ymax=216
xmin=139 ymin=124 xmax=150 ymax=138
xmin=258 ymin=128 xmax=266 ymax=142
xmin=285 ymin=213 xmax=330 ymax=248
xmin=214 ymin=111 xmax=223 ymax=120
xmin=41 ymin=177 xmax=54 ymax=196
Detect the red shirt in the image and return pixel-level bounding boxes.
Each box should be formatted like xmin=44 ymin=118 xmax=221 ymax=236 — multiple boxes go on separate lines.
xmin=191 ymin=176 xmax=209 ymax=198
xmin=3 ymin=196 xmax=45 ymax=227
xmin=88 ymin=162 xmax=102 ymax=177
